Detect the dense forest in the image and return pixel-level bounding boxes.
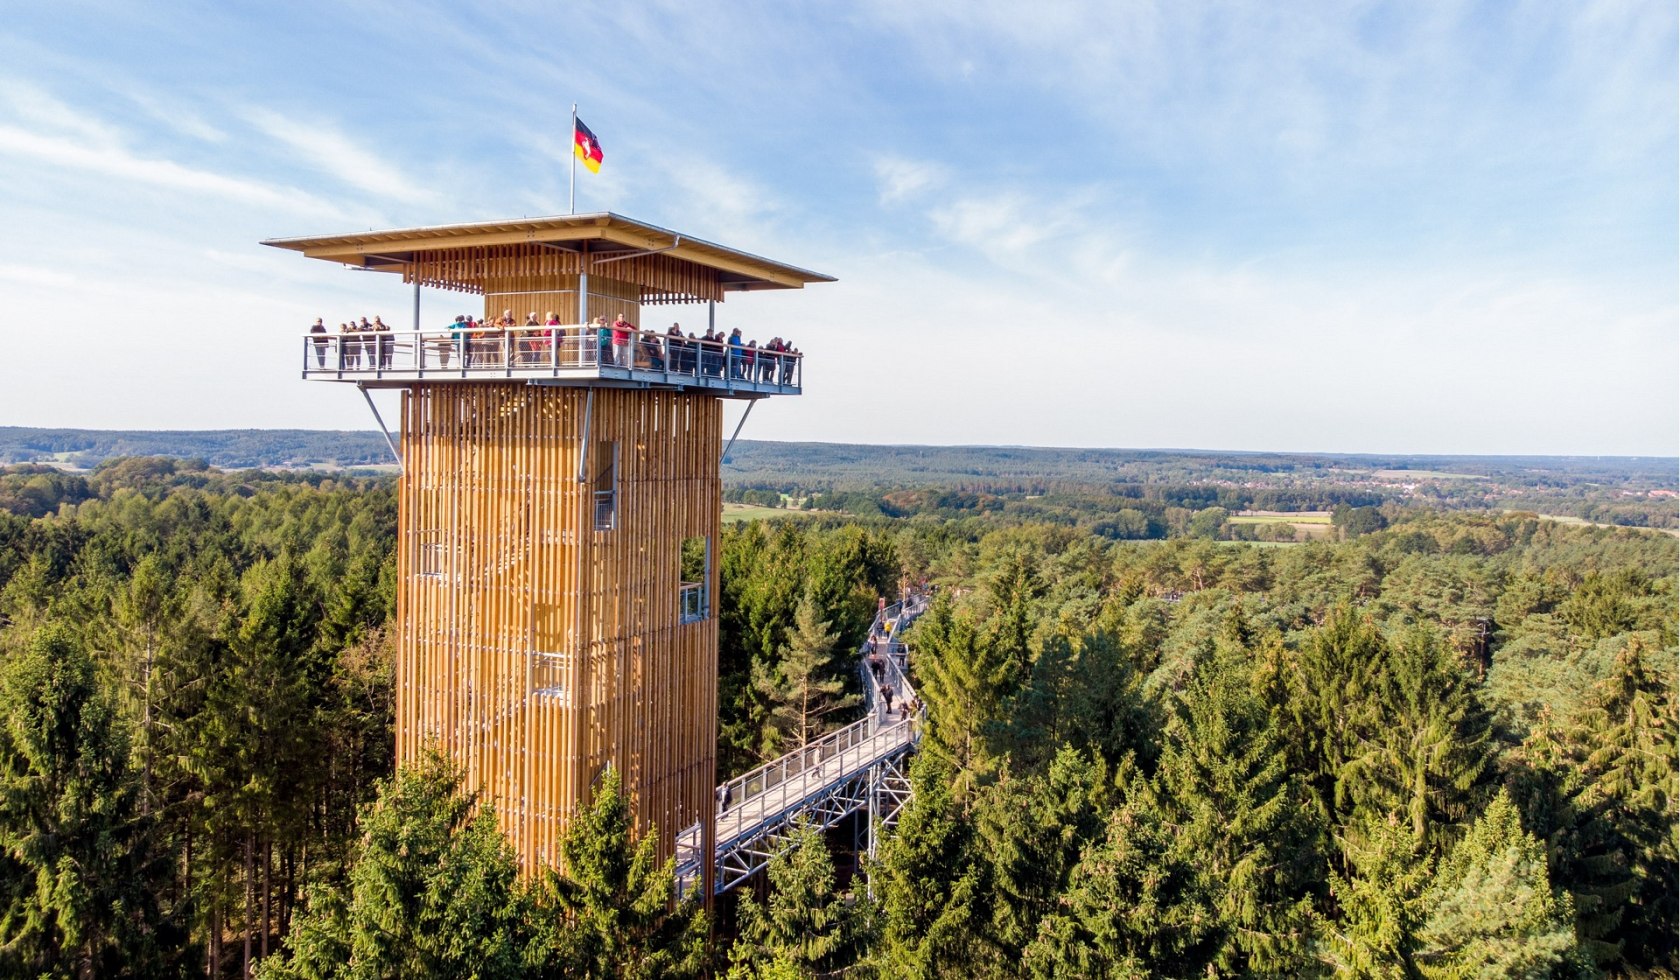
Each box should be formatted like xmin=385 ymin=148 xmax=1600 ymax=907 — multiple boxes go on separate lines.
xmin=0 ymin=457 xmax=1673 ymax=977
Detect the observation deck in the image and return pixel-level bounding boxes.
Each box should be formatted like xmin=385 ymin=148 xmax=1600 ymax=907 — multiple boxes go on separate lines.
xmin=299 ymin=326 xmax=801 ymax=398
xmin=267 ymin=212 xmax=830 ymax=401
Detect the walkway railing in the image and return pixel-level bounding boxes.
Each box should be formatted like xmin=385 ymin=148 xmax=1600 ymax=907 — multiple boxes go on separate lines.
xmin=863 ymin=597 xmax=924 ymax=728
xmin=300 ymin=328 xmax=802 ymax=394
xmin=677 ymin=593 xmax=931 ymax=897
xmin=719 ymin=596 xmax=925 ymax=825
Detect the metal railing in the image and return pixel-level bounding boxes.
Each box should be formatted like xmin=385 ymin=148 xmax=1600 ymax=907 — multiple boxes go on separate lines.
xmin=862 ymin=596 xmax=926 ymax=726
xmin=679 ymin=582 xmax=707 ymax=623
xmin=717 ymin=596 xmax=929 ymax=829
xmin=676 ymin=591 xmax=932 ymax=897
xmin=300 ymin=327 xmax=803 ymax=391
xmin=592 ymin=490 xmax=615 ymax=530
xmin=717 ymin=714 xmax=913 ymax=825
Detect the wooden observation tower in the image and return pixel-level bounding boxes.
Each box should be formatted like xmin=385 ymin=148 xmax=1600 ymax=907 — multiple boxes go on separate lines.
xmin=264 ymin=214 xmax=832 ymax=892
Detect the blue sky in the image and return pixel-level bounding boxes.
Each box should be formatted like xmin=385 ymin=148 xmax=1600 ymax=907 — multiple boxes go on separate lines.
xmin=1 ymin=1 xmax=1674 ymax=455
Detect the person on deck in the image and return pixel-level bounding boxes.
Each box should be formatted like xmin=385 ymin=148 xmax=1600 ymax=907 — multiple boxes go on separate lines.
xmin=667 ymin=323 xmax=687 ymax=374
xmin=727 ymin=328 xmax=744 ymax=379
xmin=542 ymin=312 xmax=562 ymax=364
xmin=781 ymin=343 xmax=799 ymax=385
xmin=438 ymin=315 xmax=464 ymax=368
xmin=359 ymin=318 xmax=376 ymax=369
xmin=517 ymin=313 xmax=542 ymax=364
xmin=700 ymin=328 xmax=718 ymax=377
xmin=338 ymin=322 xmax=357 ymax=368
xmin=593 ymin=316 xmax=611 ymax=366
xmin=611 ymin=313 xmax=634 ymax=367
xmin=639 ymin=329 xmax=664 ymax=370
xmin=371 ymin=316 xmax=392 ymax=369
xmin=473 ymin=316 xmax=499 ymax=367
xmin=309 ymin=318 xmax=329 ymax=368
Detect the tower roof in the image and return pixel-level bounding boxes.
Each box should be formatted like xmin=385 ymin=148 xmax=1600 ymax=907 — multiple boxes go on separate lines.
xmin=262 ymin=212 xmax=834 ymax=294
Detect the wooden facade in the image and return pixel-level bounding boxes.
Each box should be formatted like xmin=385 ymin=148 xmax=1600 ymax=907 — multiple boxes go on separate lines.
xmin=396 ymin=383 xmax=722 ymax=877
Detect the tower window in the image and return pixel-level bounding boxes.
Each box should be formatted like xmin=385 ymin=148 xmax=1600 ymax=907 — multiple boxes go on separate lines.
xmin=679 ymin=535 xmax=709 ymax=623
xmin=414 ymin=532 xmax=446 ymax=578
xmin=592 ymin=440 xmax=617 ymax=530
xmin=531 ymin=651 xmax=571 ymax=703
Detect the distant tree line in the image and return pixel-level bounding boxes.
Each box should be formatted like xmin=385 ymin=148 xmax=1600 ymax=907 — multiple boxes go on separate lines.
xmin=0 ymin=428 xmax=392 ymax=469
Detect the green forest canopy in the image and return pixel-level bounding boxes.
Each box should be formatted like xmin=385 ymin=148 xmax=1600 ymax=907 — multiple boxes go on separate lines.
xmin=0 ymin=455 xmax=1672 ymax=977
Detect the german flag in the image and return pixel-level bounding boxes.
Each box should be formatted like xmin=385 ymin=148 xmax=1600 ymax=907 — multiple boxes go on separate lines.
xmin=574 ymin=119 xmax=603 ymax=174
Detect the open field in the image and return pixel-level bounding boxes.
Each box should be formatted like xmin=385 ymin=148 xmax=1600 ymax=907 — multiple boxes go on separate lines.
xmin=1372 ymin=469 xmax=1485 ymax=480
xmin=1508 ymin=511 xmax=1680 ymax=539
xmin=723 ymin=501 xmax=807 ymax=523
xmin=1229 ymin=511 xmax=1332 ymax=524
xmin=1229 ymin=510 xmax=1334 ymax=540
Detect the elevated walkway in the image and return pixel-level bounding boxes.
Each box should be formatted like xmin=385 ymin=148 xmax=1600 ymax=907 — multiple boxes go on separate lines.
xmin=675 ymin=595 xmax=929 ymax=896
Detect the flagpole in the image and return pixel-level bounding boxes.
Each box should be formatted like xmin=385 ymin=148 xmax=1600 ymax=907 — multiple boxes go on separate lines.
xmin=569 ymin=104 xmax=578 ymax=215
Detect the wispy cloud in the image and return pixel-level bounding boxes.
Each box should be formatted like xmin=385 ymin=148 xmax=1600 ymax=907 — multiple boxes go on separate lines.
xmin=0 ymin=123 xmax=342 ymax=216
xmin=0 ymin=79 xmax=124 ymax=145
xmin=128 ymin=90 xmax=227 ymax=143
xmin=652 ymin=152 xmax=781 ymax=242
xmin=873 ymin=156 xmax=946 ymax=205
xmin=923 ymin=183 xmax=1137 ymax=287
xmin=246 ymin=108 xmax=435 ymax=205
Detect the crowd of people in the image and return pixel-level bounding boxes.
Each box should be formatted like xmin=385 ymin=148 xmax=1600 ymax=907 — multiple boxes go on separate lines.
xmin=307 ymin=310 xmax=802 ymax=385
xmin=308 ymin=316 xmax=395 ymax=369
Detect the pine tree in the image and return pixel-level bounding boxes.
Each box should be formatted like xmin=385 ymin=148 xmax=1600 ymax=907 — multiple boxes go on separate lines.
xmin=1414 ymin=791 xmax=1577 ymax=979
xmin=752 ymin=590 xmax=857 ymax=759
xmin=1022 ymin=773 xmax=1213 ymax=979
xmin=1004 ymin=627 xmax=1154 ymax=774
xmin=1282 ymin=606 xmax=1387 ymax=835
xmin=985 ymin=549 xmax=1041 ymax=685
xmin=257 ymin=752 xmax=528 ymax=980
xmin=1155 ymin=653 xmax=1320 ymax=974
xmin=537 ymin=764 xmax=708 ymax=980
xmin=195 ymin=554 xmax=325 ymax=976
xmin=0 ymin=623 xmax=175 ymax=979
xmin=728 ymin=819 xmax=855 ymax=979
xmin=911 ymin=598 xmax=1011 ymax=793
xmin=1065 ymin=629 xmax=1157 ymax=771
xmin=1001 ymin=632 xmax=1077 ymax=771
xmin=1561 ymin=638 xmax=1678 ymax=972
xmin=1320 ymin=811 xmax=1433 ymax=977
xmin=977 ymin=746 xmax=1109 ymax=958
xmin=869 ymin=754 xmax=987 ymax=979
xmin=106 ymin=553 xmax=175 ymax=816
xmin=1340 ymin=628 xmax=1491 ymax=850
